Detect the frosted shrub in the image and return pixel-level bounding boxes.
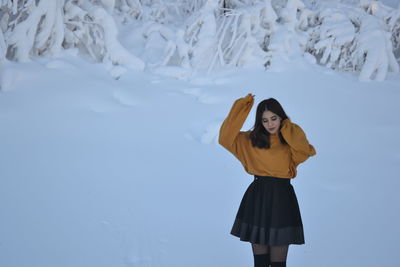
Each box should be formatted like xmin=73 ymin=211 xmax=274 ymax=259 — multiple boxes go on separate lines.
xmin=0 ymin=0 xmax=143 ymax=70
xmin=114 ymin=0 xmax=143 ymax=21
xmin=307 ymin=8 xmax=356 ymax=70
xmin=64 ymin=0 xmax=144 ymax=70
xmin=0 ymin=0 xmax=10 ymax=61
xmin=391 ymin=19 xmax=400 ymax=61
xmin=178 ymin=0 xmax=207 ymax=15
xmin=355 ymin=14 xmax=399 ymax=81
xmin=305 ymin=1 xmax=399 ymax=81
xmin=387 ymin=8 xmax=400 ymax=62
xmin=186 ymin=0 xmax=219 ymax=69
xmin=0 ymin=26 xmax=5 ymax=62
xmin=5 ymin=0 xmax=64 ymax=61
xmin=174 ymin=0 xmax=278 ymax=71
xmin=355 ymin=0 xmax=399 ymax=80
xmin=265 ymin=0 xmax=312 ymax=69
xmin=279 ymin=0 xmax=305 ymax=28
xmin=143 ymin=22 xmax=177 ymax=66
xmin=147 ymin=0 xmax=219 ymax=72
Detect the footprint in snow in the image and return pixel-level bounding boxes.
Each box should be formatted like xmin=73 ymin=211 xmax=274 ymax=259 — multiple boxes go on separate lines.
xmin=124 ymin=238 xmax=168 ymax=267
xmin=185 ymin=120 xmax=221 ymax=145
xmin=109 ymin=66 xmax=127 ymax=80
xmin=0 ymin=67 xmax=19 ymax=91
xmin=89 ymin=90 xmax=141 ymax=112
xmin=181 ymin=87 xmax=223 ymax=104
xmin=124 ymin=255 xmax=151 ymax=267
xmin=200 ymin=121 xmax=221 ymax=144
xmin=213 ymin=78 xmax=231 ymax=85
xmin=88 ymin=96 xmax=123 ymax=113
xmin=45 ymin=60 xmax=75 ymax=69
xmin=181 ymin=87 xmax=202 ymax=97
xmin=197 ymin=94 xmax=223 ymax=104
xmin=112 ymin=90 xmax=140 ymax=107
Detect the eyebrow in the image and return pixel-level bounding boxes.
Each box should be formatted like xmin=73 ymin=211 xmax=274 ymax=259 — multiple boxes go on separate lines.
xmin=262 ymin=116 xmax=277 ymax=120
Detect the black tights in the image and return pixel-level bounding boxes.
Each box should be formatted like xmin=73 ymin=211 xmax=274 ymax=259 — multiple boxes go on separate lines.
xmin=252 ymin=243 xmax=288 ymax=267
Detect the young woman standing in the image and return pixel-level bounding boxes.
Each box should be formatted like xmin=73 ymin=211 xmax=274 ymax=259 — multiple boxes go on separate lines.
xmin=219 ymin=94 xmax=316 ymax=267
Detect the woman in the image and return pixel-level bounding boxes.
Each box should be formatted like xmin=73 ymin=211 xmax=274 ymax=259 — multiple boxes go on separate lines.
xmin=219 ymin=94 xmax=316 ymax=267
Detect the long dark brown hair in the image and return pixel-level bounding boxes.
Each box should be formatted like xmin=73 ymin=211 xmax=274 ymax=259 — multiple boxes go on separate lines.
xmin=249 ymin=98 xmax=289 ymax=149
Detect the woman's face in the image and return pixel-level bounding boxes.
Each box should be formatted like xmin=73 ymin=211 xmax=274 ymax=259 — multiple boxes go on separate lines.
xmin=262 ymin=110 xmax=281 ymax=135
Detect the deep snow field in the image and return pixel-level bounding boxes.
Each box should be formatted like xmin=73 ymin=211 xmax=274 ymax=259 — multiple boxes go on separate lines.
xmin=1 ymin=49 xmax=400 ymax=267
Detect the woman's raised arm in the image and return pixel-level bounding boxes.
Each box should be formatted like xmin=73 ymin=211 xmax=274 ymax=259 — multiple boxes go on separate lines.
xmin=219 ymin=94 xmax=254 ymax=156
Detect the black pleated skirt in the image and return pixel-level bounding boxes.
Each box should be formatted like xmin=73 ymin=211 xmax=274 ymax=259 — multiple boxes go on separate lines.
xmin=230 ymin=175 xmax=305 ymax=246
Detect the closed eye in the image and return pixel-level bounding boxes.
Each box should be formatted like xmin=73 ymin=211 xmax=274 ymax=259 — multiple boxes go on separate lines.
xmin=263 ymin=116 xmax=277 ymax=123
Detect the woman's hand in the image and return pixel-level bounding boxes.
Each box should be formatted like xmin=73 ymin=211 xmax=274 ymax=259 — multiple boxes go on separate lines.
xmin=243 ymin=93 xmax=255 ymax=102
xmin=245 ymin=93 xmax=255 ymax=98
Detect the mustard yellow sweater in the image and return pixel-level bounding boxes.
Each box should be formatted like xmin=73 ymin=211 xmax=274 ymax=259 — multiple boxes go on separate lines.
xmin=219 ymin=94 xmax=316 ymax=178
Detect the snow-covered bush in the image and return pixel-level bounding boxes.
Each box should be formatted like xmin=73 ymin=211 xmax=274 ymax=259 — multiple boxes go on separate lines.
xmin=0 ymin=0 xmax=143 ymax=70
xmin=158 ymin=0 xmax=279 ymax=72
xmin=0 ymin=26 xmax=5 ymax=62
xmin=64 ymin=0 xmax=144 ymax=70
xmin=113 ymin=0 xmax=143 ymax=21
xmin=387 ymin=7 xmax=400 ymax=61
xmin=306 ymin=7 xmax=357 ymax=70
xmin=185 ymin=0 xmax=219 ymax=70
xmin=355 ymin=14 xmax=399 ymax=81
xmin=178 ymin=0 xmax=207 ymax=15
xmin=4 ymin=0 xmax=64 ymax=61
xmin=142 ymin=0 xmax=220 ymax=71
xmin=0 ymin=0 xmax=8 ymax=62
xmin=265 ymin=0 xmax=313 ymax=69
xmin=304 ymin=1 xmax=399 ymax=80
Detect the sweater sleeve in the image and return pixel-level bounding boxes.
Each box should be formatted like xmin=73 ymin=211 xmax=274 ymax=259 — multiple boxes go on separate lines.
xmin=280 ymin=119 xmax=316 ymax=166
xmin=218 ymin=94 xmax=254 ymax=158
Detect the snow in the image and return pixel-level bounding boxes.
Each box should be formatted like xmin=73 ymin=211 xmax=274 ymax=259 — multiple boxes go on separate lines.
xmin=1 ymin=47 xmax=400 ymax=267
xmin=376 ymin=0 xmax=399 ymax=8
xmin=100 ymin=0 xmax=116 ymax=13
